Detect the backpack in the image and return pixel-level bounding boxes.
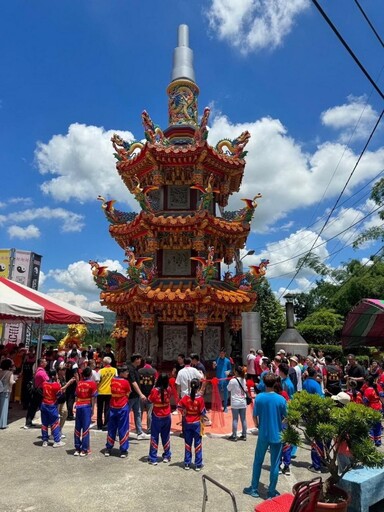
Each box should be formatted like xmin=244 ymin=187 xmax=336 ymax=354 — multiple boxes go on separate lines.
xmin=0 ymin=376 xmax=5 ymax=393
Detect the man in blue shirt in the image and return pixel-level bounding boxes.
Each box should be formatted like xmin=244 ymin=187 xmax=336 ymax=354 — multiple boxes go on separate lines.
xmin=279 ymin=363 xmax=295 ymax=399
xmin=303 ymin=367 xmax=326 ymax=473
xmin=213 ymin=348 xmax=232 ymax=412
xmin=303 ymin=367 xmax=324 ymax=397
xmin=243 ymin=372 xmax=287 ymax=499
xmin=255 ymin=358 xmax=271 ymax=394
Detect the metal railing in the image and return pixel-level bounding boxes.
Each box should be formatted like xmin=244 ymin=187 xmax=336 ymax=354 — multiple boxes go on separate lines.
xmin=201 ymin=474 xmax=238 ymax=512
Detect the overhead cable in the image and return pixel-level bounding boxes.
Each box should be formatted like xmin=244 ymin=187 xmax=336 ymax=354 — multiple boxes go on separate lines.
xmin=311 ymin=0 xmax=384 ymax=100
xmin=353 ymin=0 xmax=384 ymax=48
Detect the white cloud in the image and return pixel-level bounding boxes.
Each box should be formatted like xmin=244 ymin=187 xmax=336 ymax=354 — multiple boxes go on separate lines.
xmin=8 ymin=197 xmax=33 ymax=206
xmin=38 ymin=270 xmax=46 ymax=288
xmin=206 ymin=0 xmax=309 ymax=53
xmin=0 ymin=207 xmax=84 ymax=233
xmin=44 ymin=289 xmax=105 ymax=312
xmin=207 ymin=113 xmax=384 ymax=232
xmin=47 ymin=259 xmax=125 ymax=295
xmin=321 ymin=96 xmax=380 ymax=143
xmin=319 ymin=206 xmax=364 ymax=241
xmin=7 ymin=224 xmax=41 ymax=240
xmin=244 ymin=229 xmax=330 ymax=281
xmin=35 ymin=123 xmax=136 ymax=207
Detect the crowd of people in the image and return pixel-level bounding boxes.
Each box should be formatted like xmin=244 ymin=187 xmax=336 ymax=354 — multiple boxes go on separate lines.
xmin=242 ymin=347 xmax=384 ymax=499
xmin=0 ymin=343 xmax=210 ymax=470
xmin=1 ymin=341 xmax=384 ymax=489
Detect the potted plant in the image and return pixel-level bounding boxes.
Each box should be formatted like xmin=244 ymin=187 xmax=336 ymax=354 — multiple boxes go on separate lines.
xmin=283 ymin=391 xmax=384 ymax=511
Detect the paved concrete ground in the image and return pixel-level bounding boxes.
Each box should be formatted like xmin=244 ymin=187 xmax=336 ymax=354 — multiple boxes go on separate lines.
xmin=1 ymin=405 xmax=383 ymax=512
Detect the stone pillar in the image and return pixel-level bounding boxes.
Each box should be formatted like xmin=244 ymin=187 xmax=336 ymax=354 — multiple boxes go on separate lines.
xmin=241 ymin=312 xmax=261 ymax=364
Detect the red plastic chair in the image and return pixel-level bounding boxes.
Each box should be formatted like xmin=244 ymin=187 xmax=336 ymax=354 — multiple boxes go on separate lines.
xmin=254 ymin=477 xmax=322 ymax=512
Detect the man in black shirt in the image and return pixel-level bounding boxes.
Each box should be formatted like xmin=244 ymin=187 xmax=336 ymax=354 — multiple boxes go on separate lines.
xmin=345 ymin=354 xmax=365 ymax=391
xmin=138 ymin=356 xmax=157 ymax=434
xmin=324 ymin=355 xmax=342 ymax=396
xmin=172 ymin=353 xmax=185 ymax=377
xmin=102 ymin=344 xmax=116 ymax=368
xmin=128 ymin=353 xmax=149 ymax=440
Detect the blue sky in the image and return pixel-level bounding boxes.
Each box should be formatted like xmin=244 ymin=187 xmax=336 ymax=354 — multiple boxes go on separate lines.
xmin=1 ymin=0 xmax=383 ymax=310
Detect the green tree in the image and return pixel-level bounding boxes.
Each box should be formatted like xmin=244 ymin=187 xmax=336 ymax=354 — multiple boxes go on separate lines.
xmin=296 ymin=308 xmax=344 ymax=345
xmin=331 ymin=257 xmax=384 ymax=316
xmin=353 ymin=177 xmax=384 ymax=247
xmin=294 ymin=255 xmax=384 ymax=319
xmin=252 ymin=278 xmax=285 ymax=354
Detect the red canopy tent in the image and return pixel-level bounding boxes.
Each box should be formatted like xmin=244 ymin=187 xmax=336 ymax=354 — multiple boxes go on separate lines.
xmin=0 ymin=277 xmax=104 ymax=356
xmin=341 ymin=298 xmax=384 ymax=349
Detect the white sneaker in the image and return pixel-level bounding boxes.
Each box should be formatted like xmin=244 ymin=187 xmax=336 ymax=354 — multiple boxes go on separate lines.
xmin=104 ymin=450 xmax=111 ymax=457
xmin=42 ymin=441 xmax=48 ymax=447
xmin=52 ymin=441 xmax=66 ymax=448
xmin=163 ymin=458 xmax=170 ymax=463
xmin=137 ymin=433 xmax=150 ymax=440
xmin=148 ymin=460 xmax=158 ymax=465
xmin=74 ymin=451 xmax=80 ymax=456
xmin=61 ymin=434 xmax=66 ymax=439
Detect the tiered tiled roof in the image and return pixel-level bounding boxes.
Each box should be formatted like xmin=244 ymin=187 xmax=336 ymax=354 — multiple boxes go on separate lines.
xmin=100 ymin=278 xmax=256 ymax=325
xmin=116 ymin=140 xmax=246 ymax=207
xmin=108 ymin=210 xmax=250 ymax=260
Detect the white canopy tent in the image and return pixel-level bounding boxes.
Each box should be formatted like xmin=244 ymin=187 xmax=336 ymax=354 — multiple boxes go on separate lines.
xmin=0 ymin=277 xmax=104 ymax=357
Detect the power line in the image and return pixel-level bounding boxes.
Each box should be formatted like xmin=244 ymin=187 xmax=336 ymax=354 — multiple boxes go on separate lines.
xmin=311 ymin=0 xmax=384 ymax=100
xmin=353 ymin=0 xmax=384 ymax=48
xmin=286 ymin=245 xmax=384 ymax=298
xmin=277 ymin=110 xmax=383 ymax=298
xmin=268 ymin=204 xmax=383 ymax=271
xmin=250 ymin=169 xmax=384 ymax=256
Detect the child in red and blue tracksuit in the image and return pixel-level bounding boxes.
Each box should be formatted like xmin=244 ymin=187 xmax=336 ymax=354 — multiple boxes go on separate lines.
xmin=147 ymin=373 xmax=172 ymax=465
xmin=363 ymin=376 xmax=383 ymax=447
xmin=41 ymin=370 xmax=70 ymax=447
xmin=178 ymin=378 xmax=209 ymax=471
xmin=105 ymin=366 xmax=131 ymax=458
xmin=74 ymin=366 xmax=97 ymax=456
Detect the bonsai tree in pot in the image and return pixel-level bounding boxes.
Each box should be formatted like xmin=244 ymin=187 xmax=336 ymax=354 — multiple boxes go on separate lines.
xmin=283 ymin=391 xmax=384 ymax=507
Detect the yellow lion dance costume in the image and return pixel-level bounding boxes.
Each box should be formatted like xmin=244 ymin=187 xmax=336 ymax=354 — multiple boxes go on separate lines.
xmin=58 ymin=324 xmax=88 ymax=351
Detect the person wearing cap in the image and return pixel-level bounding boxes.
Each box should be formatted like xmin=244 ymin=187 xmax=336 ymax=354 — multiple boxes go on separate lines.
xmin=105 ymin=365 xmax=131 ymax=458
xmin=331 ymin=391 xmax=351 ymax=406
xmin=289 ymin=356 xmax=302 ymax=392
xmin=331 ymin=392 xmax=354 ymax=473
